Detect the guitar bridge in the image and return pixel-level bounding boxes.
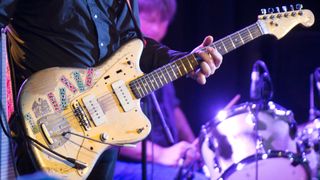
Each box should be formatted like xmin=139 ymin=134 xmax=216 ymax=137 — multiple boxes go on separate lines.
xmin=72 ymin=101 xmax=91 ymax=131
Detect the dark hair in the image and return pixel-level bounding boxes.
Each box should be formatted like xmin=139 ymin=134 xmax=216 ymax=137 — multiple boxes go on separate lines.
xmin=138 ymin=0 xmax=177 ymax=22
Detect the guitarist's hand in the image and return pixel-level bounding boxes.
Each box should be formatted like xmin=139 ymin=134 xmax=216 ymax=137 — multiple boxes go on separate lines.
xmin=190 ymin=36 xmax=222 ymax=84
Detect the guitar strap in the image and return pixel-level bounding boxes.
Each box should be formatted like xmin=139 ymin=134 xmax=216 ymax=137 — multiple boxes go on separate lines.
xmin=0 ymin=27 xmax=18 ymax=179
xmin=124 ymin=0 xmax=146 ymax=45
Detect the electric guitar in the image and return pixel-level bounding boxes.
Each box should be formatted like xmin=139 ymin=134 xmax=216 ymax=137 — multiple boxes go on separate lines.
xmin=17 ymin=8 xmax=314 ymax=179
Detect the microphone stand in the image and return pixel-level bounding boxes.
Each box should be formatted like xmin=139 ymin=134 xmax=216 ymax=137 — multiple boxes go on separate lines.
xmin=309 ymin=74 xmax=316 ymax=122
xmin=150 ymin=92 xmax=175 ymax=144
xmin=249 ymin=60 xmax=274 ymax=180
xmin=142 ymin=92 xmax=174 ymax=180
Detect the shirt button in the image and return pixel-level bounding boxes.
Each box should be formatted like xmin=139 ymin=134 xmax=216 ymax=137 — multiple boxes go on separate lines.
xmin=100 ymin=42 xmax=104 ymax=47
xmin=94 ymin=14 xmax=98 ymax=19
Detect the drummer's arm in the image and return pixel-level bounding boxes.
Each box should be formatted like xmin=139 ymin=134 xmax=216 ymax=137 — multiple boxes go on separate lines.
xmin=119 ymin=140 xmax=194 ymax=166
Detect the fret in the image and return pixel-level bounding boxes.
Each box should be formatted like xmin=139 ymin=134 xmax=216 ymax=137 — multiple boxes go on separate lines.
xmin=134 ymin=84 xmax=143 ymax=98
xmin=246 ymin=27 xmax=254 ymax=39
xmin=178 ymin=59 xmax=188 ymax=74
xmin=220 ymin=40 xmax=228 ymax=54
xmin=131 ymin=80 xmax=142 ymax=98
xmin=146 ymin=74 xmax=156 ymax=91
xmin=159 ymin=71 xmax=169 ymax=84
xmin=248 ymin=24 xmax=261 ymax=39
xmin=249 ymin=27 xmax=258 ymax=38
xmin=130 ymin=23 xmax=265 ymax=99
xmin=188 ymin=54 xmax=198 ymax=69
xmin=155 ymin=70 xmax=164 ymax=87
xmin=214 ymin=41 xmax=227 ymax=55
xmin=228 ymin=36 xmax=236 ymax=49
xmin=162 ymin=68 xmax=170 ymax=84
xmin=223 ymin=37 xmax=234 ymax=52
xmin=169 ymin=64 xmax=178 ymax=79
xmin=180 ymin=58 xmax=190 ymax=72
xmin=237 ymin=32 xmax=244 ymax=44
xmin=239 ymin=29 xmax=251 ymax=44
xmin=150 ymin=72 xmax=160 ymax=89
xmin=184 ymin=57 xmax=194 ymax=72
xmin=173 ymin=62 xmax=183 ymax=77
xmin=141 ymin=76 xmax=152 ymax=94
xmin=138 ymin=78 xmax=148 ymax=96
xmin=230 ymin=33 xmax=243 ymax=48
xmin=164 ymin=65 xmax=173 ymax=82
xmin=211 ymin=44 xmax=218 ymax=52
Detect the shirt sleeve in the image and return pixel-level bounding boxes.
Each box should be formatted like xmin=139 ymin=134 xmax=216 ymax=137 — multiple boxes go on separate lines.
xmin=139 ymin=37 xmax=188 ymax=73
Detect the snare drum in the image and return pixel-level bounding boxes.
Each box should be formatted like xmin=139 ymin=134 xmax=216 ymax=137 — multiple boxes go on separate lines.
xmin=200 ymin=102 xmax=310 ymax=180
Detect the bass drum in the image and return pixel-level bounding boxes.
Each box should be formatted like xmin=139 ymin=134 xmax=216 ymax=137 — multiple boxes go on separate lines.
xmin=200 ymin=102 xmax=310 ymax=180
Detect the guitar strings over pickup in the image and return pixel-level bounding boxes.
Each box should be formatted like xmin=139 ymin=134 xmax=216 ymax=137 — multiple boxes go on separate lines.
xmin=112 ymin=80 xmax=135 ymax=112
xmin=82 ymin=95 xmax=106 ymax=126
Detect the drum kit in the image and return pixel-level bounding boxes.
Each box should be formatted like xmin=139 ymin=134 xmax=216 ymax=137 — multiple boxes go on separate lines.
xmin=199 ymin=61 xmax=320 ymax=180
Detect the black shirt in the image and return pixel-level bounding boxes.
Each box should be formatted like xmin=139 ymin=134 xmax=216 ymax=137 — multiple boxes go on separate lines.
xmin=0 ymin=0 xmax=186 ymax=81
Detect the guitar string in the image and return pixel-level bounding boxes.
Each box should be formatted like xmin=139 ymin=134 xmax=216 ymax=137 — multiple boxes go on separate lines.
xmin=25 ymin=28 xmax=262 ymax=120
xmin=25 ymin=25 xmax=262 ymax=119
xmin=80 ymin=25 xmax=262 ymax=105
xmin=23 ymin=24 xmax=261 ymax=95
xmin=128 ymin=25 xmax=262 ymax=95
xmin=22 ymin=22 xmax=260 ymax=95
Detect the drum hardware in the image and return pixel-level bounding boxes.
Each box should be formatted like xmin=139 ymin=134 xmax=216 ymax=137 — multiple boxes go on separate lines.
xmin=219 ymin=150 xmax=311 ymax=180
xmin=250 ymin=60 xmax=273 ymax=107
xmin=200 ymin=58 xmax=309 ymax=179
xmin=294 ymin=69 xmax=320 ymax=180
xmin=199 ymin=60 xmax=312 ymax=179
xmin=200 ymin=101 xmax=309 ymax=180
xmin=296 ymin=118 xmax=320 ymax=179
xmin=249 ymin=60 xmax=275 ymax=180
xmin=200 ymin=125 xmax=222 ymax=174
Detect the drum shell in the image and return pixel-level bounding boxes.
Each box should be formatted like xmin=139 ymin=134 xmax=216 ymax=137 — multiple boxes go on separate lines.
xmin=200 ymin=102 xmax=300 ymax=179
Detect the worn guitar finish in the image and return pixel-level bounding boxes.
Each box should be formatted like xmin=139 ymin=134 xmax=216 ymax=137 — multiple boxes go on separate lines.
xmin=17 ymin=9 xmax=314 ymax=179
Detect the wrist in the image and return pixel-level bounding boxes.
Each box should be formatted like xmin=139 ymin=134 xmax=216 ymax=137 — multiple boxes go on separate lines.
xmin=153 ymin=145 xmax=165 ymax=163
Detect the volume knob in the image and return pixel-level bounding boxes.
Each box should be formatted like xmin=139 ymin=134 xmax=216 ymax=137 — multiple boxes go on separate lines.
xmin=100 ymin=133 xmax=109 ymax=142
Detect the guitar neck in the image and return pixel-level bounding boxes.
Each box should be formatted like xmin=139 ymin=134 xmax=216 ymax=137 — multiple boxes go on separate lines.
xmin=208 ymin=22 xmax=263 ymax=56
xmin=130 ymin=22 xmax=263 ymax=99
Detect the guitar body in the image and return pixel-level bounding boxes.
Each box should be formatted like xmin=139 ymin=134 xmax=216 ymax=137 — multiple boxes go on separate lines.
xmin=18 ymin=39 xmax=151 ymax=179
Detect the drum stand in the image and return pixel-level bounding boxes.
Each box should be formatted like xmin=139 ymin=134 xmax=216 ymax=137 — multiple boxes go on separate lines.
xmin=250 ymin=103 xmax=266 ymax=180
xmin=249 ymin=60 xmax=273 ymax=179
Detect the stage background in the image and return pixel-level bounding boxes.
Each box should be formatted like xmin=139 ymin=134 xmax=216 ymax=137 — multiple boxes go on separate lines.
xmin=162 ymin=0 xmax=320 ymax=135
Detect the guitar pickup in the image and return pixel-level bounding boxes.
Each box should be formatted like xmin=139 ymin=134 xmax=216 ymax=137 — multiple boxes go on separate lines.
xmin=82 ymin=95 xmax=106 ymax=126
xmin=112 ymin=80 xmax=134 ymax=112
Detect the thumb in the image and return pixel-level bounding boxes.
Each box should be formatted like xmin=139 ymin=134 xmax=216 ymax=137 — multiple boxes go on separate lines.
xmin=202 ymin=36 xmax=214 ymax=47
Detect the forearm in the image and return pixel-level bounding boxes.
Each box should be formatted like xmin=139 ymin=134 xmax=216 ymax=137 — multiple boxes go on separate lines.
xmin=119 ymin=141 xmax=164 ymax=163
xmin=140 ymin=37 xmax=188 ymax=73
